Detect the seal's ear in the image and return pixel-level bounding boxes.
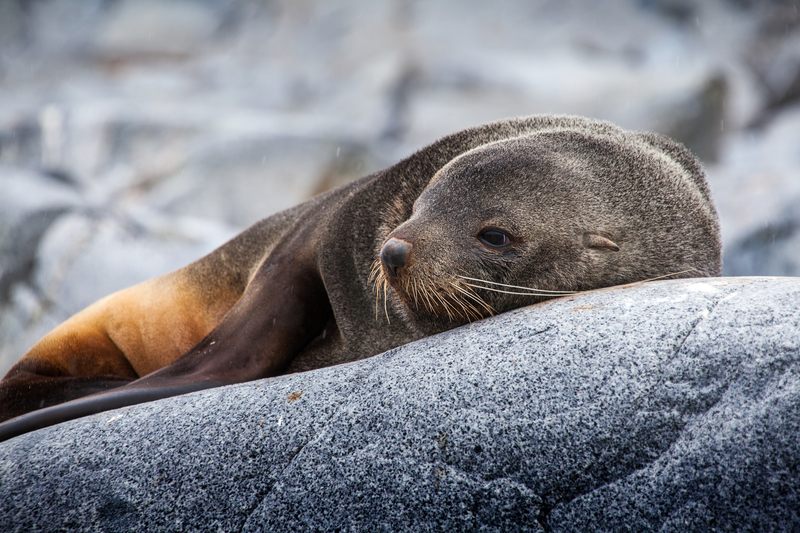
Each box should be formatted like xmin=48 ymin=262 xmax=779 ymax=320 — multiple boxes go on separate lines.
xmin=583 ymin=233 xmax=620 ymax=252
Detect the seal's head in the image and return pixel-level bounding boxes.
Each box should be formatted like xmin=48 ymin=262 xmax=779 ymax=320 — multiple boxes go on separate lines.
xmin=373 ymin=129 xmax=721 ymax=334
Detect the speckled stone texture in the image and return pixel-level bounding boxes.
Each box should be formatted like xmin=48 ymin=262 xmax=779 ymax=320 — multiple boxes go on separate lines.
xmin=1 ymin=277 xmax=799 ymax=532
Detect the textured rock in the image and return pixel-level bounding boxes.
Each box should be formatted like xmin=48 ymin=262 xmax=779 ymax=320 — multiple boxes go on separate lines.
xmin=93 ymin=0 xmax=221 ymax=58
xmin=0 ymin=195 xmax=237 ymax=376
xmin=1 ymin=277 xmax=798 ymax=532
xmin=724 ymin=202 xmax=800 ymax=277
xmin=0 ymin=166 xmax=81 ymax=298
xmin=708 ymin=106 xmax=800 ymax=247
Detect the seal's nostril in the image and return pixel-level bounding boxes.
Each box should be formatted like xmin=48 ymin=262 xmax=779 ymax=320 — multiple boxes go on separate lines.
xmin=380 ymin=238 xmax=412 ymax=277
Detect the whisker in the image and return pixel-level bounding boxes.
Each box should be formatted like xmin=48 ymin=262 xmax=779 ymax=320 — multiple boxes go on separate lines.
xmin=448 ymin=287 xmax=474 ymax=320
xmin=382 ymin=282 xmax=389 ymax=323
xmin=461 ymin=282 xmax=577 ymax=297
xmin=371 ymin=262 xmax=703 ymax=325
xmin=457 ymin=276 xmax=578 ymax=295
xmin=421 ymin=279 xmax=436 ymax=314
xmin=369 ymin=260 xmax=382 ymax=284
xmin=637 ymin=268 xmax=701 ymax=283
xmin=371 ymin=261 xmax=381 ymax=320
xmin=431 ymin=287 xmax=455 ymax=320
xmin=458 ymin=283 xmax=496 ymax=316
xmin=436 ymin=286 xmax=460 ymax=321
xmin=449 ymin=282 xmax=492 ymax=319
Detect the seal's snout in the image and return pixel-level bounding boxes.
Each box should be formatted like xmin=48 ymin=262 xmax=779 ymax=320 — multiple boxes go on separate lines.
xmin=380 ymin=238 xmax=412 ymax=277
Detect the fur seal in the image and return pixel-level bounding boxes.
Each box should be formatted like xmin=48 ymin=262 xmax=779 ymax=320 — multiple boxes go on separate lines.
xmin=0 ymin=115 xmax=721 ymax=441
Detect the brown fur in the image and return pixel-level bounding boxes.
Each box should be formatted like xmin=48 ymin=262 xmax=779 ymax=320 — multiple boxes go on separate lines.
xmin=0 ymin=115 xmax=721 ymax=441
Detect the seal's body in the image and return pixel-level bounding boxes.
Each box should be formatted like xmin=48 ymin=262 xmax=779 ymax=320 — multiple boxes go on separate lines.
xmin=0 ymin=116 xmax=721 ymax=440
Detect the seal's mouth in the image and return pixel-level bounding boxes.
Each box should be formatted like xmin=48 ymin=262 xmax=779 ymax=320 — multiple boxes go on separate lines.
xmin=370 ymin=238 xmax=494 ymax=324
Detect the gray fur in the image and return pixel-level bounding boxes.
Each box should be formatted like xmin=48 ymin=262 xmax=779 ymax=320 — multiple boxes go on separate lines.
xmin=0 ymin=115 xmax=721 ymax=438
xmin=288 ymin=114 xmax=721 ymax=367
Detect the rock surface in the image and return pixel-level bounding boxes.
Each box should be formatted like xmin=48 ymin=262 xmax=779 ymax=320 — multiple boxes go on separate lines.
xmin=1 ymin=277 xmax=798 ymax=532
xmin=724 ymin=202 xmax=800 ymax=277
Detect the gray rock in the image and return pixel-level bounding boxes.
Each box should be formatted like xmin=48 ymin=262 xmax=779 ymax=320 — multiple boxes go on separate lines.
xmin=0 ymin=203 xmax=236 ymax=377
xmin=32 ymin=211 xmax=230 ymax=314
xmin=93 ymin=0 xmax=222 ymax=58
xmin=706 ymin=106 xmax=800 ymax=246
xmin=660 ymin=74 xmax=727 ymax=164
xmin=0 ymin=166 xmax=81 ymax=300
xmin=724 ymin=201 xmax=800 ymax=277
xmin=145 ymin=135 xmax=384 ymax=228
xmin=1 ymin=276 xmax=798 ymax=532
xmin=745 ymin=3 xmax=800 ymax=118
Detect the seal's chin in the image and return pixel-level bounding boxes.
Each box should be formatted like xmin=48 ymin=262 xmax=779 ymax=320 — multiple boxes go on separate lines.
xmin=370 ymin=257 xmax=493 ymax=329
xmin=384 ymin=273 xmax=436 ymax=322
xmin=385 ymin=280 xmax=464 ymax=334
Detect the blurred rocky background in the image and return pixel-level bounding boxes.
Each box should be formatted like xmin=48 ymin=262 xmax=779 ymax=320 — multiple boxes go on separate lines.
xmin=1 ymin=0 xmax=799 ymax=375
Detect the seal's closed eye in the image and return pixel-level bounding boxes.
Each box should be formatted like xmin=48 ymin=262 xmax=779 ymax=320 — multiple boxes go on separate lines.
xmin=583 ymin=233 xmax=620 ymax=252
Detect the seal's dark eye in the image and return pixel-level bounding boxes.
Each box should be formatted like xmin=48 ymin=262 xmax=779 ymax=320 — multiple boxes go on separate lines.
xmin=478 ymin=229 xmax=513 ymax=248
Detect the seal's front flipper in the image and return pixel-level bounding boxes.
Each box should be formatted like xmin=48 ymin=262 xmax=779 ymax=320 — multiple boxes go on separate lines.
xmin=0 ymin=370 xmax=135 ymax=423
xmin=0 ymin=248 xmax=332 ymax=442
xmin=126 ymin=248 xmax=333 ymax=391
xmin=0 ymin=326 xmax=140 ymax=423
xmin=0 ymin=381 xmax=205 ymax=443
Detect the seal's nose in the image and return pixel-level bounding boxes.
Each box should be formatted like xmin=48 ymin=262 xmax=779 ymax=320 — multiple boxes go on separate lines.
xmin=380 ymin=238 xmax=412 ymax=277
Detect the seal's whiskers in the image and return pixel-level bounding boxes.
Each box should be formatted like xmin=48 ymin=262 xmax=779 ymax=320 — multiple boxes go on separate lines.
xmin=382 ymin=278 xmax=390 ymax=323
xmin=461 ymin=283 xmax=575 ymax=297
xmin=631 ymin=269 xmax=701 ymax=284
xmin=370 ymin=257 xmax=497 ymax=322
xmin=458 ymin=276 xmax=578 ymax=296
xmin=448 ymin=282 xmax=495 ymax=318
xmin=458 ymin=268 xmax=704 ymax=299
xmin=369 ymin=258 xmax=391 ymax=322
